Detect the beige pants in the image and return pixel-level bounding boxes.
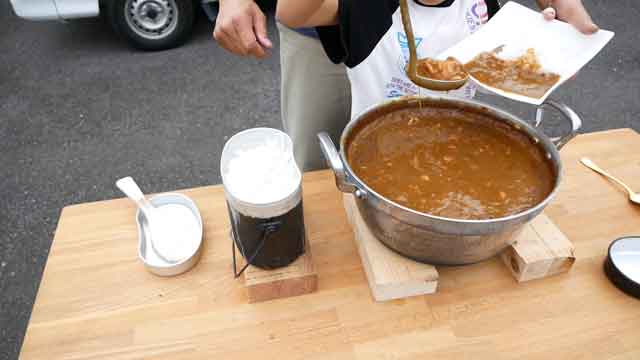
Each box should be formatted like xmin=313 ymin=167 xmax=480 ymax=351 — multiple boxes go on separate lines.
xmin=278 ymin=24 xmax=351 ymax=172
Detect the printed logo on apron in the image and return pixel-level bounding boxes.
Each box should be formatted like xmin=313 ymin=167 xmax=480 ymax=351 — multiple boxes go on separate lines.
xmin=397 ymin=32 xmax=424 ymax=63
xmin=465 ymin=0 xmax=488 ymax=32
xmin=384 ymin=32 xmax=422 ymax=98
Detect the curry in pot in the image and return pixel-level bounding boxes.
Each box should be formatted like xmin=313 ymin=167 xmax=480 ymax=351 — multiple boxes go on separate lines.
xmin=346 ymin=106 xmax=555 ymax=220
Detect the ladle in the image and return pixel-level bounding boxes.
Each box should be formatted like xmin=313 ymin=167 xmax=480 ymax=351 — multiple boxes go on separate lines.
xmin=399 ymin=0 xmax=469 ymax=91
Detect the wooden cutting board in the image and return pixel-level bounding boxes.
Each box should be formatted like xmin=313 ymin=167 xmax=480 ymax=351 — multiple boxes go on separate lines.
xmin=343 ymin=194 xmax=575 ymax=301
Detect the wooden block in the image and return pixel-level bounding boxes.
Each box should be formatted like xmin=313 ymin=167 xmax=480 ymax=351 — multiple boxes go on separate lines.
xmin=501 ymin=214 xmax=576 ymax=282
xmin=244 ymin=239 xmax=318 ymax=303
xmin=343 ymin=195 xmax=438 ymax=302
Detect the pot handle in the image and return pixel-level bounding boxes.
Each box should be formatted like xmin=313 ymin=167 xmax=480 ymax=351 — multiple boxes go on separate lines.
xmin=534 ymin=100 xmax=583 ymax=150
xmin=318 ymin=132 xmax=359 ymax=194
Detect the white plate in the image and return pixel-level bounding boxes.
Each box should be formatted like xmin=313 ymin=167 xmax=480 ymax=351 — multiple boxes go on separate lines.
xmin=439 ymin=1 xmax=614 ymax=105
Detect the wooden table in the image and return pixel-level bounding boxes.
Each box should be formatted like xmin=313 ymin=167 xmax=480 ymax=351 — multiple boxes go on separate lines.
xmin=21 ymin=129 xmax=640 ymax=359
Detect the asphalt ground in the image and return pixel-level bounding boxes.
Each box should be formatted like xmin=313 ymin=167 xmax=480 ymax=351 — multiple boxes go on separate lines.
xmin=1 ymin=0 xmax=638 ymax=358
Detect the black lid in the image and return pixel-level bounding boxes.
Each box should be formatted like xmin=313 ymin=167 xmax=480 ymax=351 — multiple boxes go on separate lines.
xmin=604 ymin=236 xmax=640 ymax=299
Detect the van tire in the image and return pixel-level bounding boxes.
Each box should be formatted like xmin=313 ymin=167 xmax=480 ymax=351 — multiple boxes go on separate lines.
xmin=108 ymin=0 xmax=194 ymax=50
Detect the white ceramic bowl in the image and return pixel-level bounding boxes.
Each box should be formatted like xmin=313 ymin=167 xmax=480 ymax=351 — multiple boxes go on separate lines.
xmin=135 ymin=193 xmax=203 ymax=276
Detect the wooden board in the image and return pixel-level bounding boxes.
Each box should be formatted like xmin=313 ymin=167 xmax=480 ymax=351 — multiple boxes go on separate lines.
xmin=243 ymin=239 xmax=318 ymax=303
xmin=501 ymin=213 xmax=575 ymax=282
xmin=20 ymin=128 xmax=640 ymax=360
xmin=343 ymin=195 xmax=438 ymax=301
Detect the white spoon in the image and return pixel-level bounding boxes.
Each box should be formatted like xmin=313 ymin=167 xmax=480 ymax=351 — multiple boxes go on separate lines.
xmin=116 ymin=177 xmax=179 ymax=263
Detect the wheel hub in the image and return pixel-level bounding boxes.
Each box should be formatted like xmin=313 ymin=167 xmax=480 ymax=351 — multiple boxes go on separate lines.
xmin=125 ymin=0 xmax=178 ymax=39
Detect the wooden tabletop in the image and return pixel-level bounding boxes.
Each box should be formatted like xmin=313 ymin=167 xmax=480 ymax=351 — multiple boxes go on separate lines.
xmin=21 ymin=128 xmax=640 ymax=359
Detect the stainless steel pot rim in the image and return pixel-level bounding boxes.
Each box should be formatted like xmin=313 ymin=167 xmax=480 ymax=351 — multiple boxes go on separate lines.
xmin=338 ymin=95 xmax=563 ymax=226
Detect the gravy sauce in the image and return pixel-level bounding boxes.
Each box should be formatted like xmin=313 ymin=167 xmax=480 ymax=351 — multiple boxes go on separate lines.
xmin=347 ymin=107 xmax=555 ymax=220
xmin=464 ymin=49 xmax=560 ymax=99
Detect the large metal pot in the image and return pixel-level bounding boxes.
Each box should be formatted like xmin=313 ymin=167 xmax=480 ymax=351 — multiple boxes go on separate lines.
xmin=319 ymin=96 xmax=582 ymax=265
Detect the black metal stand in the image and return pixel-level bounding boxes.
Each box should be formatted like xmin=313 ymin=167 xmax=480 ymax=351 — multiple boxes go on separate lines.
xmin=231 ymin=220 xmax=282 ymax=278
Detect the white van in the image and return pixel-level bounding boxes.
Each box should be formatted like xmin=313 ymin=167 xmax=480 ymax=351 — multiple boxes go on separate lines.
xmin=9 ymin=0 xmax=272 ymax=51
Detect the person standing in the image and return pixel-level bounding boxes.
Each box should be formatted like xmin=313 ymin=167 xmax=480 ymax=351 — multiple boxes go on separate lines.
xmin=212 ymin=0 xmax=599 ymax=171
xmin=213 ymin=0 xmax=350 ymax=172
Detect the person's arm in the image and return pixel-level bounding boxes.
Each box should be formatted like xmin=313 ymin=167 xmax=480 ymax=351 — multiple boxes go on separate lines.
xmin=537 ymin=0 xmax=599 ymax=34
xmin=212 ymin=0 xmax=272 ymax=58
xmin=275 ymin=0 xmax=339 ymax=28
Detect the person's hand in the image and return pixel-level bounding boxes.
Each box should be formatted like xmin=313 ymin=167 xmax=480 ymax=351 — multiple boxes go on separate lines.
xmin=213 ymin=0 xmax=273 ymax=58
xmin=539 ymin=0 xmax=599 ymax=34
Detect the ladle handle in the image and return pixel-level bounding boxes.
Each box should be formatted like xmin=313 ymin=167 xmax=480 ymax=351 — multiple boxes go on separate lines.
xmin=116 ymin=176 xmax=155 ymax=215
xmin=400 ymin=0 xmax=419 ymax=82
xmin=318 ymin=132 xmax=359 ymax=194
xmin=115 ymin=176 xmax=179 ymax=264
xmin=535 ymin=100 xmax=583 ymax=150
